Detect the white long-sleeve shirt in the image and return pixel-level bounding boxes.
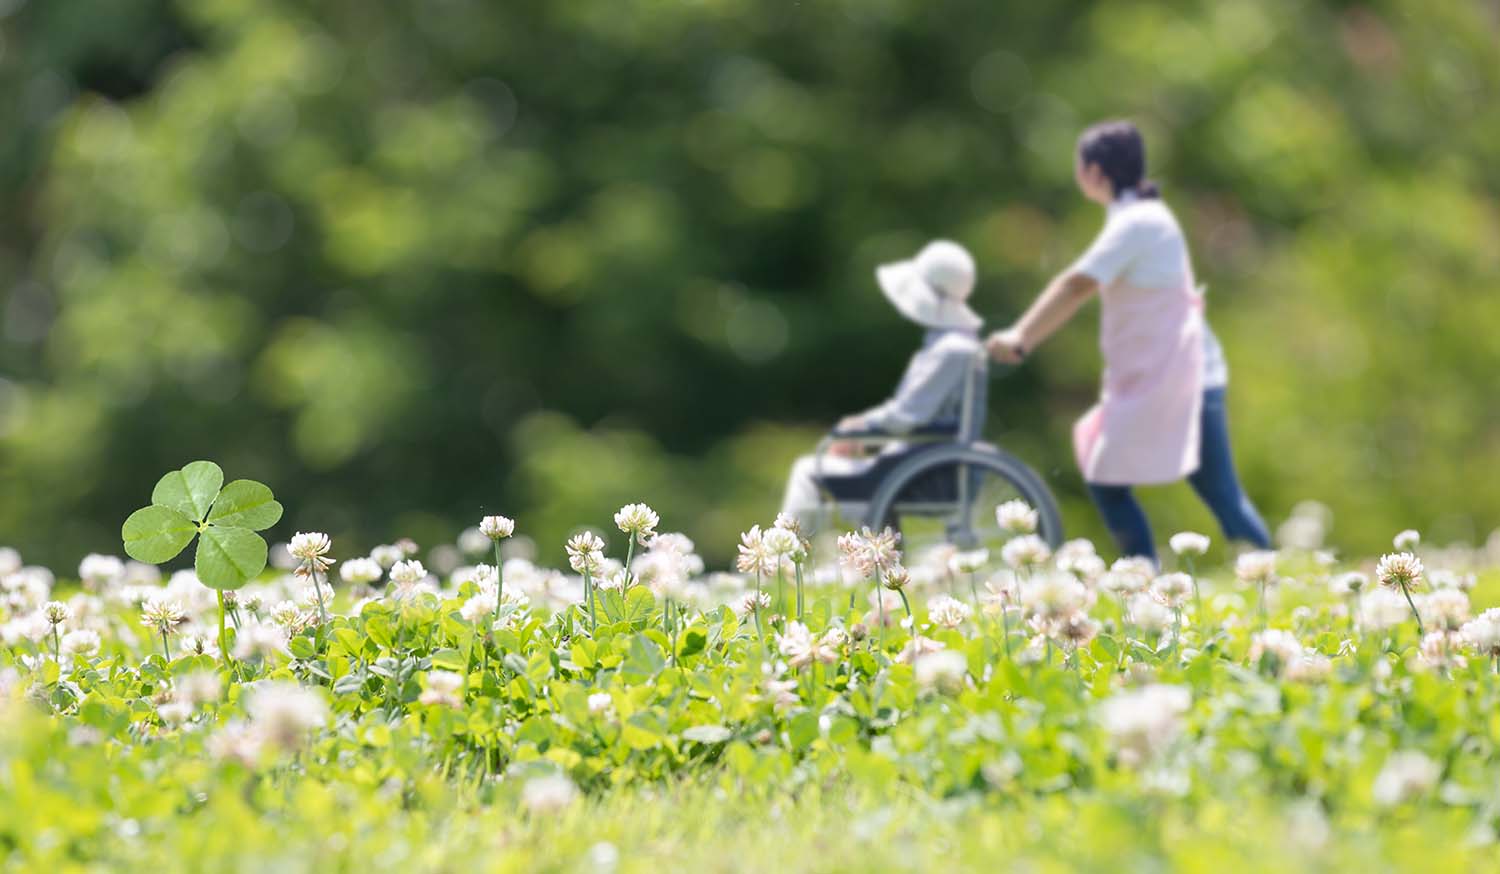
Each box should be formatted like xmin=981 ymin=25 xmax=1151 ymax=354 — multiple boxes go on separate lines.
xmin=858 ymin=328 xmax=983 ymax=433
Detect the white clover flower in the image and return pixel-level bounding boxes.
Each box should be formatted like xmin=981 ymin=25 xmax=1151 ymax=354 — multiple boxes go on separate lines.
xmin=419 ymin=670 xmax=465 ymax=708
xmin=1150 ymin=573 xmax=1194 ymax=609
xmin=995 ymin=500 xmax=1039 ymax=535
xmin=737 ymin=590 xmax=772 ymax=615
xmin=370 ymin=544 xmax=404 ymax=568
xmin=777 ymin=621 xmax=816 ymax=669
xmin=913 ymin=650 xmax=968 ymax=695
xmin=1392 ymin=529 xmax=1421 ymax=552
xmin=587 ymin=692 xmax=613 ymax=716
xmin=1098 ymin=684 xmax=1190 ymax=768
xmin=1418 ymin=630 xmax=1467 ymax=671
xmin=42 ymin=600 xmax=71 ymax=627
xmin=566 ymin=532 xmax=606 ymax=576
xmin=460 ymin=591 xmax=499 ymax=624
xmin=521 ymin=775 xmax=579 ymax=814
xmin=948 ymin=549 xmax=989 ymax=575
xmin=233 ymin=620 xmax=289 ymax=660
xmin=340 ymin=557 xmax=384 ymax=586
xmin=1058 ymin=614 xmax=1101 ymax=649
xmin=1059 ymin=552 xmax=1106 ymax=585
xmin=139 ymin=597 xmax=187 ymax=633
xmin=736 ymin=526 xmax=775 ymax=577
xmin=1372 ymin=751 xmax=1440 ymax=807
xmin=158 ymin=698 xmax=194 ymax=726
xmin=613 ymin=503 xmax=659 ymax=544
xmin=458 ymin=527 xmax=491 ymax=555
xmin=179 ymin=634 xmax=218 ymax=657
xmin=1168 ymin=532 xmax=1211 ymax=557
xmin=0 ymin=546 xmax=20 ymax=577
xmin=760 ymin=526 xmax=803 ymax=561
xmin=761 ymin=676 xmax=800 ymax=713
xmin=880 ymin=563 xmax=911 ymax=591
xmin=289 ymin=532 xmax=333 ymax=564
xmin=837 ymin=527 xmax=901 ymax=579
xmin=1235 ymin=551 xmax=1278 ymax=585
xmin=820 ymin=627 xmax=848 ymax=649
xmin=269 ymin=600 xmax=303 ymax=628
xmin=1329 ymin=572 xmax=1368 ymax=597
xmin=1020 ymin=572 xmax=1087 ymax=622
xmin=927 ymin=594 xmax=973 ymax=629
xmin=480 ymin=515 xmax=516 ymax=541
xmin=1427 ymin=569 xmax=1475 ymax=592
xmin=895 ymin=634 xmax=946 ymax=664
xmin=1249 ymin=629 xmax=1304 ymax=676
xmin=79 ymin=554 xmax=125 ymax=590
xmin=1001 ymin=535 xmax=1051 ymax=569
xmin=60 ymin=628 xmax=101 ymax=658
xmin=1127 ymin=593 xmax=1173 ymax=635
xmin=389 ymin=559 xmax=428 ymax=586
xmin=1459 ymin=608 xmax=1500 ymax=657
xmin=1376 ymin=552 xmax=1423 ymax=591
xmin=207 ymin=720 xmax=264 ymax=767
xmin=1417 ymin=589 xmax=1469 ymax=632
xmin=177 ymin=670 xmax=222 ymax=706
xmin=1359 ymin=589 xmax=1412 ymax=633
xmin=245 ymin=681 xmax=328 ymax=751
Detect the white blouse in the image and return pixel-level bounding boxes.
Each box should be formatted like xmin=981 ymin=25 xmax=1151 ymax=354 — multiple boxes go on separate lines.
xmin=1069 ymin=191 xmax=1228 ymax=389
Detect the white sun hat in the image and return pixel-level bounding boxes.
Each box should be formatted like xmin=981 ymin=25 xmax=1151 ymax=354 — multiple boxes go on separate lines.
xmin=875 ymin=240 xmax=983 ymax=331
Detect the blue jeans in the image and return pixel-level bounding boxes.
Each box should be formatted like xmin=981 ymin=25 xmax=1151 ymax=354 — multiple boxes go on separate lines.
xmin=1086 ymin=388 xmax=1271 ymax=563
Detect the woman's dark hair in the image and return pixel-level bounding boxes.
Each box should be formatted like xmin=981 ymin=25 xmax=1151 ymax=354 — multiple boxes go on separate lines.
xmin=1077 ymin=120 xmax=1159 ymax=199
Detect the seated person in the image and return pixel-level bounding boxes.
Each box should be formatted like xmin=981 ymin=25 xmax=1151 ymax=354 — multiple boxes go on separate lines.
xmin=780 ymin=239 xmax=986 ymax=532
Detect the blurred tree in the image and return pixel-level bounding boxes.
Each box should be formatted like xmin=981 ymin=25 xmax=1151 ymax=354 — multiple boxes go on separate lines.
xmin=0 ymin=0 xmax=1497 ymax=570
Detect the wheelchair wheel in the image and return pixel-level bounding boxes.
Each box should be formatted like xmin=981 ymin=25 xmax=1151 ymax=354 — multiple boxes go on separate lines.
xmin=863 ymin=444 xmax=1063 ymax=561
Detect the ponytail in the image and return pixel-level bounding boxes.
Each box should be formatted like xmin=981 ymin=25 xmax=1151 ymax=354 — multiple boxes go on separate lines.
xmin=1077 ymin=121 xmax=1159 ymax=200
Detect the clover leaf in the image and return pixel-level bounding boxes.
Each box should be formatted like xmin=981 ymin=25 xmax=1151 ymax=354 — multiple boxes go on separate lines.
xmin=122 ymin=460 xmax=283 ymax=590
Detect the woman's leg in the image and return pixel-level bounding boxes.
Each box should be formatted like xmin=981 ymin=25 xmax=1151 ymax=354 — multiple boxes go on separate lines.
xmin=1087 ymin=483 xmax=1158 ymax=563
xmin=1186 ymin=388 xmax=1272 ymax=548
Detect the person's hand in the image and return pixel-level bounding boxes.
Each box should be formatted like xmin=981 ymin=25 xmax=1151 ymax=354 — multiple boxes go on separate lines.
xmin=835 ymin=415 xmax=868 ymax=433
xmin=827 ymin=440 xmax=863 ymax=457
xmin=985 ymin=328 xmax=1026 ymax=365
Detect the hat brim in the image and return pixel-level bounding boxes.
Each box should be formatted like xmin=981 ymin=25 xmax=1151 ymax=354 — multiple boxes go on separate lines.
xmin=876 ymin=261 xmax=983 ymax=331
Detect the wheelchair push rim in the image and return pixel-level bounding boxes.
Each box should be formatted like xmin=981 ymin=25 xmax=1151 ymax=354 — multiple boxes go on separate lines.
xmin=861 ymin=444 xmax=1063 ymax=564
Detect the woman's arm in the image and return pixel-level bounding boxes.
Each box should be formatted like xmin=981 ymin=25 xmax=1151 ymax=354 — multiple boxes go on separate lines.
xmin=987 ymin=271 xmax=1099 ymax=363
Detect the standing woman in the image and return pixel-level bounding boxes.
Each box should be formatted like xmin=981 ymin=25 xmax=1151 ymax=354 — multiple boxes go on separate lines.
xmin=986 ymin=120 xmax=1271 ymax=563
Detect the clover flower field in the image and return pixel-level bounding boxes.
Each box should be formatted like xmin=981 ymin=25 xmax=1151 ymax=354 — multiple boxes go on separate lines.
xmin=4 ymin=492 xmax=1500 ymax=872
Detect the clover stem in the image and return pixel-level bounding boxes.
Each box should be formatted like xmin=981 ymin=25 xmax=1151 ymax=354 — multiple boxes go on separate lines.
xmin=1400 ymin=582 xmax=1424 ymax=637
xmin=217 ymin=590 xmax=231 ymax=668
xmin=310 ymin=566 xmax=329 ymax=626
xmin=493 ymin=542 xmax=505 ymax=623
xmin=794 ymin=561 xmax=805 ymax=622
xmin=160 ymin=628 xmax=171 ymax=663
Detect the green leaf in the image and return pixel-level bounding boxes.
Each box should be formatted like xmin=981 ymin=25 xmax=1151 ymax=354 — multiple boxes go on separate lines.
xmin=121 ymin=505 xmax=198 ymax=564
xmin=431 ymin=648 xmax=467 ymax=672
xmin=151 ymin=461 xmax=224 ymax=521
xmin=194 ymin=525 xmax=268 ymax=590
xmin=677 ymin=628 xmax=707 ymax=659
xmin=207 ymin=480 xmax=283 ymax=531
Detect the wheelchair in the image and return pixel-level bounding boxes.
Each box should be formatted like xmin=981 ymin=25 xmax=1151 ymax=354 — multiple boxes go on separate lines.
xmin=811 ymin=353 xmax=1063 ymax=555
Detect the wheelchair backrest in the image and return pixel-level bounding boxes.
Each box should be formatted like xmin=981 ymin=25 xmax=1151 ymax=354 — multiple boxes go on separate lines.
xmin=955 ymin=350 xmax=989 ymax=445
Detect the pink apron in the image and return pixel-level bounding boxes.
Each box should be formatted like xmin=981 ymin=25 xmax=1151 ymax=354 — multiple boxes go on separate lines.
xmin=1072 ymin=278 xmax=1205 ymax=486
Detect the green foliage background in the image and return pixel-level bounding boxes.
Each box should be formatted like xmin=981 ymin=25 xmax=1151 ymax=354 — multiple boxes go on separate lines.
xmin=0 ymin=0 xmax=1496 ymax=567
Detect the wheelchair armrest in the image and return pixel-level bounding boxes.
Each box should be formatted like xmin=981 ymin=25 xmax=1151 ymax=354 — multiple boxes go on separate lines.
xmin=828 ymin=422 xmax=959 ymax=441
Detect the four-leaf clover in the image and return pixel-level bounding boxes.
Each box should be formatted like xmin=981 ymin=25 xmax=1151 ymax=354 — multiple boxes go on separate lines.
xmin=121 ymin=460 xmax=283 ymax=589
